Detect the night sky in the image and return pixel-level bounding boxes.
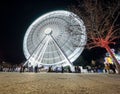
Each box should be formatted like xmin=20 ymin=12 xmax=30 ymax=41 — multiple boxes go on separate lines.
xmin=0 ymin=0 xmax=119 ymax=65
xmin=0 ymin=0 xmax=77 ymax=64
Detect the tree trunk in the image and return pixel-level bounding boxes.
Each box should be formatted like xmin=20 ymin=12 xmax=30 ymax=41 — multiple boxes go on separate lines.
xmin=105 ymin=46 xmax=120 ymax=74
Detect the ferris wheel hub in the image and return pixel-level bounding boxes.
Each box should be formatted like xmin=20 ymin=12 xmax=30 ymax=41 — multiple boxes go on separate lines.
xmin=44 ymin=28 xmax=52 ymax=35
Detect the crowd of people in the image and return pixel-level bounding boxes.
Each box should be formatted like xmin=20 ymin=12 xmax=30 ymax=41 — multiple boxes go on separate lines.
xmin=0 ymin=63 xmax=117 ymax=74
xmin=0 ymin=64 xmax=22 ymax=72
xmin=86 ymin=63 xmax=116 ymax=74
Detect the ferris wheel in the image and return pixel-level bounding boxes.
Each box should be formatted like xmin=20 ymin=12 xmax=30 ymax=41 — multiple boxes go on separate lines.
xmin=23 ymin=10 xmax=87 ymax=67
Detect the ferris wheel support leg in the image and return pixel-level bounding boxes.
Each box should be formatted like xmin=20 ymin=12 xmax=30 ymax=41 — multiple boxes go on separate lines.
xmin=69 ymin=64 xmax=75 ymax=72
xmin=23 ymin=61 xmax=28 ymax=66
xmin=23 ymin=35 xmax=47 ymax=67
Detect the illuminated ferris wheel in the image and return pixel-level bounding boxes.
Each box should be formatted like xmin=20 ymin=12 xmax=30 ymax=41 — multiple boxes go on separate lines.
xmin=23 ymin=10 xmax=87 ymax=67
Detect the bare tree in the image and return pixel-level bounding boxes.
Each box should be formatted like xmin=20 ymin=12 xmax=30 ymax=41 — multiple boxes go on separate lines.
xmin=69 ymin=0 xmax=120 ymax=74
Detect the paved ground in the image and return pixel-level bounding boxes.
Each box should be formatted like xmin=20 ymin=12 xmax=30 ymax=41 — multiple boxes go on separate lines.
xmin=0 ymin=72 xmax=120 ymax=94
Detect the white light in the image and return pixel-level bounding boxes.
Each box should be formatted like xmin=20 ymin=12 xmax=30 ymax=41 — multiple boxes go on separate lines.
xmin=23 ymin=10 xmax=87 ymax=67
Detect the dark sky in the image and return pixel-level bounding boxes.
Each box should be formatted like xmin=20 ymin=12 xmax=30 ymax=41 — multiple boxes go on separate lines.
xmin=0 ymin=0 xmax=76 ymax=64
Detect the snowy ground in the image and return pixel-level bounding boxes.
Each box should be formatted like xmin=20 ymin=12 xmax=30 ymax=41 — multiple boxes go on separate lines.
xmin=0 ymin=72 xmax=120 ymax=94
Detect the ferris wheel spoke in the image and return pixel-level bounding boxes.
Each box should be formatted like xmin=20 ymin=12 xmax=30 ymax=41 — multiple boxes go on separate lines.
xmin=50 ymin=35 xmax=73 ymax=66
xmin=35 ymin=36 xmax=51 ymax=65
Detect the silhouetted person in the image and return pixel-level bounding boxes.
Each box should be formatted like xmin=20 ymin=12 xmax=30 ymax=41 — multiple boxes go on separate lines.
xmin=35 ymin=66 xmax=38 ymax=73
xmin=48 ymin=66 xmax=52 ymax=72
xmin=68 ymin=66 xmax=72 ymax=73
xmin=77 ymin=66 xmax=81 ymax=73
xmin=74 ymin=66 xmax=77 ymax=73
xmin=61 ymin=66 xmax=64 ymax=73
xmin=110 ymin=64 xmax=116 ymax=74
xmin=20 ymin=65 xmax=23 ymax=73
xmin=23 ymin=66 xmax=25 ymax=72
